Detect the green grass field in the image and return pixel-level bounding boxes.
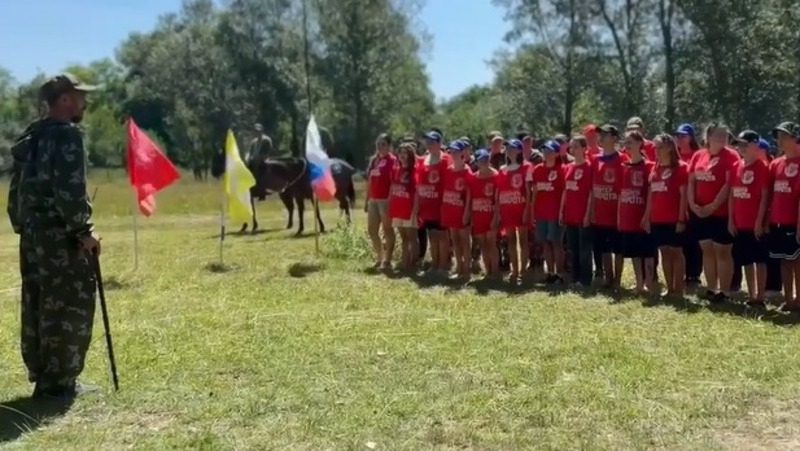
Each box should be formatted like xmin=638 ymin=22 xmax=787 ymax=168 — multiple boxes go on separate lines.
xmin=3 ymin=171 xmax=800 ymax=450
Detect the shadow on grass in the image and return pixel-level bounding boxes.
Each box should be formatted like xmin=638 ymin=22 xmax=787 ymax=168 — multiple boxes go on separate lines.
xmin=102 ymin=276 xmax=129 ymax=291
xmin=0 ymin=396 xmax=73 ymax=444
xmin=288 ymin=262 xmax=325 ymax=278
xmin=204 ymin=263 xmax=237 ymax=273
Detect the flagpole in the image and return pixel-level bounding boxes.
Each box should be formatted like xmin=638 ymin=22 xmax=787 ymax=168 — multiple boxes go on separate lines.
xmin=131 ymin=190 xmax=139 ymax=271
xmin=302 ymin=0 xmax=320 ymax=257
xmin=219 ymin=186 xmax=226 ymax=265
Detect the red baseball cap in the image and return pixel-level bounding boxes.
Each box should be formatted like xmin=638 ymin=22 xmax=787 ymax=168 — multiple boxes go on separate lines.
xmin=582 ymin=124 xmax=598 ymax=137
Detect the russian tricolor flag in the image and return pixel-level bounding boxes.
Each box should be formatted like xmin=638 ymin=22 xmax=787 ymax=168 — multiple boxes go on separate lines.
xmin=306 ymin=115 xmax=336 ymax=202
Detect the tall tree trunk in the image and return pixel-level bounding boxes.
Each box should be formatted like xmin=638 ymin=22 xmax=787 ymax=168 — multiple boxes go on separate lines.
xmin=659 ymin=0 xmax=676 ymax=131
xmin=563 ymin=0 xmax=577 ymax=133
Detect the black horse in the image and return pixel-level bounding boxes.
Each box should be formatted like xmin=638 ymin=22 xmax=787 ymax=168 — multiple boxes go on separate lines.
xmin=212 ymin=153 xmax=355 ymax=235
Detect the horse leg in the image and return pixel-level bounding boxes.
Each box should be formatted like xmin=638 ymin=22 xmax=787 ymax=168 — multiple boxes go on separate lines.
xmin=251 ymin=194 xmax=259 ymax=233
xmin=280 ymin=191 xmax=294 ymax=230
xmin=296 ymin=196 xmax=305 ymax=236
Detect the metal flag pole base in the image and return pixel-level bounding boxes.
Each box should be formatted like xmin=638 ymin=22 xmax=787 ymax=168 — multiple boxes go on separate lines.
xmin=92 ymin=252 xmax=119 ymax=392
xmin=313 ymin=195 xmax=320 ymax=256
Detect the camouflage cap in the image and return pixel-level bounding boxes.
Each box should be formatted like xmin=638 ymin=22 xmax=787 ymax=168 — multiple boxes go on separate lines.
xmin=772 ymin=121 xmax=800 ymax=139
xmin=39 ymin=72 xmax=97 ymax=103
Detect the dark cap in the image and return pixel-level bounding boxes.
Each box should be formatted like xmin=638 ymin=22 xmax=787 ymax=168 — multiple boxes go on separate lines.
xmin=458 ymin=136 xmax=472 ymax=148
xmin=474 ymin=149 xmax=490 ymax=161
xmin=543 ymin=140 xmax=560 ymax=153
xmin=39 ymin=72 xmax=97 ymax=103
xmin=599 ymin=124 xmax=620 ymax=137
xmin=506 ymin=139 xmax=523 ymax=151
xmin=424 ymin=131 xmax=442 ymax=143
xmin=773 ymin=121 xmax=800 ymax=139
xmin=736 ymin=130 xmax=761 ymax=144
xmin=674 ymin=123 xmax=695 ymax=137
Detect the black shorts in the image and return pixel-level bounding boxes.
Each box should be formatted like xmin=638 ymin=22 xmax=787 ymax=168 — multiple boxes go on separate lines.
xmin=768 ymin=225 xmax=800 ymax=261
xmin=620 ymin=232 xmax=656 ymax=259
xmin=690 ymin=214 xmax=733 ymax=245
xmin=592 ymin=226 xmax=621 ymax=255
xmin=733 ymin=231 xmax=768 ymax=265
xmin=651 ymin=223 xmax=685 ymax=248
xmin=420 ymin=220 xmax=443 ymax=231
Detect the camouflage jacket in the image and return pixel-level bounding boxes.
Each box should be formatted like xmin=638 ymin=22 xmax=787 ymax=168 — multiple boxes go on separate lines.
xmin=8 ymin=119 xmax=93 ymax=237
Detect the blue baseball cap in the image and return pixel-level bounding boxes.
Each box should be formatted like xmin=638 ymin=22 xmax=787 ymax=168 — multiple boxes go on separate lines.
xmin=474 ymin=148 xmax=490 ymax=161
xmin=675 ymin=123 xmax=695 ymax=136
xmin=424 ymin=131 xmax=442 ymax=143
xmin=447 ymin=140 xmax=465 ymax=152
xmin=758 ymin=138 xmax=770 ymax=151
xmin=506 ymin=139 xmax=523 ymax=151
xmin=543 ymin=140 xmax=560 ymax=153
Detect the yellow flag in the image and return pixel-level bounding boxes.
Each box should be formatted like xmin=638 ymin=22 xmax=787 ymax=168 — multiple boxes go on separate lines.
xmin=224 ymin=130 xmax=256 ymax=224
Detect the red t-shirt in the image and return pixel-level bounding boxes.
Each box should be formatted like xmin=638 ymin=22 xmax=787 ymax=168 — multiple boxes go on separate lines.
xmin=388 ymin=165 xmax=415 ymax=220
xmin=415 ymin=156 xmax=449 ymax=222
xmin=649 ymin=162 xmax=688 ymax=224
xmin=496 ymin=164 xmax=529 ymax=228
xmin=562 ymin=161 xmax=593 ymax=227
xmin=731 ymin=159 xmax=769 ymax=231
xmin=367 ymin=153 xmax=396 ymax=200
xmin=769 ymin=156 xmax=800 ymax=226
xmin=678 ymin=146 xmax=695 ymax=163
xmin=689 ymin=147 xmax=739 ymax=218
xmin=470 ymin=170 xmax=498 ymax=234
xmin=618 ymin=160 xmax=654 ymax=232
xmin=592 ymin=152 xmax=628 ymax=228
xmin=440 ymin=165 xmax=472 ymax=229
xmin=531 ymin=163 xmax=564 ymax=222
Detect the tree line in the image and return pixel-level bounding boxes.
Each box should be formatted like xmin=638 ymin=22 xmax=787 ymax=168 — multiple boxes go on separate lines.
xmin=2 ymin=0 xmax=800 ymax=176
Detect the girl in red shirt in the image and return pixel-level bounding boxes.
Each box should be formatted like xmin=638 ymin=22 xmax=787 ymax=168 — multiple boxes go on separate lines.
xmin=416 ymin=131 xmax=451 ymax=274
xmin=618 ymin=131 xmax=655 ymax=293
xmin=470 ymin=149 xmax=500 ymax=278
xmin=532 ymin=140 xmax=566 ymax=283
xmin=644 ymin=134 xmax=688 ymax=297
xmin=688 ymin=123 xmax=740 ymax=302
xmin=441 ymin=141 xmax=473 ymax=279
xmin=389 ymin=143 xmax=419 ymax=271
xmin=729 ymin=131 xmax=770 ymax=306
xmin=767 ymin=122 xmax=800 ymax=310
xmin=590 ymin=124 xmax=628 ymax=288
xmin=560 ymin=135 xmax=594 ymax=286
xmin=496 ymin=139 xmax=530 ymax=283
xmin=365 ymin=133 xmax=397 ymax=269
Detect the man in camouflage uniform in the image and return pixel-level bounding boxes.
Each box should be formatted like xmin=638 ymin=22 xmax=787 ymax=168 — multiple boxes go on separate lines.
xmin=7 ymin=73 xmax=101 ymax=398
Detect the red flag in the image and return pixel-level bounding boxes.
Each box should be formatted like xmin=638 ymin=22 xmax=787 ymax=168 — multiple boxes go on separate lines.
xmin=126 ymin=119 xmax=180 ymax=216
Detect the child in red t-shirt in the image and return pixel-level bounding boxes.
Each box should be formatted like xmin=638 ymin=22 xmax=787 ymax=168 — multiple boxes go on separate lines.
xmin=416 ymin=131 xmax=451 ymax=274
xmin=441 ymin=141 xmax=473 ymax=279
xmin=389 ymin=143 xmax=420 ymax=271
xmin=767 ymin=122 xmax=800 ymax=310
xmin=729 ymin=131 xmax=770 ymax=306
xmin=497 ymin=139 xmax=530 ymax=283
xmin=532 ymin=140 xmax=565 ymax=283
xmin=688 ymin=123 xmax=740 ymax=302
xmin=590 ymin=124 xmax=628 ymax=288
xmin=470 ymin=149 xmax=500 ymax=278
xmin=366 ymin=133 xmax=397 ymax=269
xmin=560 ymin=135 xmax=594 ymax=286
xmin=618 ymin=131 xmax=655 ymax=293
xmin=644 ymin=134 xmax=688 ymax=297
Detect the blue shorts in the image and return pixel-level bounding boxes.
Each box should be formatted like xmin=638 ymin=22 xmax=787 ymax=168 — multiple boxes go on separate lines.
xmin=535 ymin=220 xmax=563 ymax=242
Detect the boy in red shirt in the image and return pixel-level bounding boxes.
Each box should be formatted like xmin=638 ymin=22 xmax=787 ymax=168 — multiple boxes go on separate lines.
xmin=625 ymin=117 xmax=657 ymax=161
xmin=365 ymin=133 xmax=397 ymax=269
xmin=768 ymin=122 xmax=800 ymax=311
xmin=729 ymin=130 xmax=770 ymax=307
xmin=416 ymin=130 xmax=451 ymax=274
xmin=496 ymin=139 xmax=531 ymax=283
xmin=560 ymin=135 xmax=594 ymax=286
xmin=590 ymin=124 xmax=628 ymax=288
xmin=618 ymin=130 xmax=656 ymax=293
xmin=532 ymin=140 xmax=566 ymax=283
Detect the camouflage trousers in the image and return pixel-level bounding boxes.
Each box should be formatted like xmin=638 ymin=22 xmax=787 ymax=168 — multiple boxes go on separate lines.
xmin=19 ymin=226 xmax=96 ymax=390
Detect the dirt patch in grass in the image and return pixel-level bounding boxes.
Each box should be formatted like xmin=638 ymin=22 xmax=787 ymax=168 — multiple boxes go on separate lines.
xmin=713 ymin=398 xmax=800 ymax=450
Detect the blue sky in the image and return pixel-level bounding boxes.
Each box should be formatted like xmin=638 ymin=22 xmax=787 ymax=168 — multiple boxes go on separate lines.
xmin=0 ymin=0 xmax=509 ymax=101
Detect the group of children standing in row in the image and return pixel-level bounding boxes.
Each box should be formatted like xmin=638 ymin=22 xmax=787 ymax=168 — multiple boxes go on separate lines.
xmin=363 ymin=117 xmax=800 ymax=310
